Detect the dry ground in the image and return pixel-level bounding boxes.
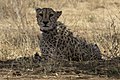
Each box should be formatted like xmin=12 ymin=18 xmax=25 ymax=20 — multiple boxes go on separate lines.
xmin=0 ymin=70 xmax=116 ymax=80
xmin=0 ymin=56 xmax=119 ymax=80
xmin=0 ymin=0 xmax=120 ymax=79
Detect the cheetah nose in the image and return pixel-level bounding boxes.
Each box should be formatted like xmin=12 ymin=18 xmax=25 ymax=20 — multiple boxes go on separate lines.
xmin=43 ymin=21 xmax=49 ymax=24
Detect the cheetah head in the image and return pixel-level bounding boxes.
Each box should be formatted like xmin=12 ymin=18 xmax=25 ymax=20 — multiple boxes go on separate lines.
xmin=35 ymin=8 xmax=62 ymax=32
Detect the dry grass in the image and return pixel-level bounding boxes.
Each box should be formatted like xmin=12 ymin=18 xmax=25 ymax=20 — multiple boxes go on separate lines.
xmin=0 ymin=0 xmax=119 ymax=60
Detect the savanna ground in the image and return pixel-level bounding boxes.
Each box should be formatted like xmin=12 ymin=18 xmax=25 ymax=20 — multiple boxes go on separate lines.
xmin=0 ymin=0 xmax=120 ymax=80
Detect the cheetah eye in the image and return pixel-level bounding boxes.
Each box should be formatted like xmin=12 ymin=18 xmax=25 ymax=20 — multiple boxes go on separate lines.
xmin=49 ymin=14 xmax=54 ymax=17
xmin=39 ymin=13 xmax=43 ymax=17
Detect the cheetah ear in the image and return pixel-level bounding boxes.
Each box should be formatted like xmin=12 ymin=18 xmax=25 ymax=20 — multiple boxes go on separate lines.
xmin=56 ymin=11 xmax=62 ymax=18
xmin=35 ymin=7 xmax=41 ymax=13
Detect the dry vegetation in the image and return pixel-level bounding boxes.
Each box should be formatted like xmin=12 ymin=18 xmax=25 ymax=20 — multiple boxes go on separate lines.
xmin=0 ymin=0 xmax=120 ymax=79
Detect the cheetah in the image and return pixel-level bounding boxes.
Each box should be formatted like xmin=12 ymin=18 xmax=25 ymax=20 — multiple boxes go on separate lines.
xmin=35 ymin=8 xmax=102 ymax=62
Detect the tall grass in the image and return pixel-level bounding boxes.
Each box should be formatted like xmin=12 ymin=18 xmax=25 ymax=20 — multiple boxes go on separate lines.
xmin=0 ymin=0 xmax=120 ymax=60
